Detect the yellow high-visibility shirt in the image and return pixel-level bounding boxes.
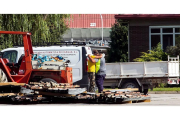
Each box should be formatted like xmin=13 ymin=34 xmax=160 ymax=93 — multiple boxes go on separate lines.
xmin=88 ymin=55 xmax=96 ymax=72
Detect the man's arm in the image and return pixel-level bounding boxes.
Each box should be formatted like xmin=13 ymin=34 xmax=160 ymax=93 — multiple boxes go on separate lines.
xmin=93 ymin=54 xmax=103 ymax=59
xmin=88 ymin=54 xmax=96 ymax=63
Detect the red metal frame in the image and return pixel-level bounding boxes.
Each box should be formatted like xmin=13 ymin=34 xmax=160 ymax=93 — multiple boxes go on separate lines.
xmin=0 ymin=31 xmax=33 ymax=83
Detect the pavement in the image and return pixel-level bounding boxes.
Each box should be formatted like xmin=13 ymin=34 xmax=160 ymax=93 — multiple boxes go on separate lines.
xmin=129 ymin=94 xmax=180 ymax=105
xmin=0 ymin=94 xmax=180 ymax=106
xmin=148 ymin=91 xmax=180 ymax=94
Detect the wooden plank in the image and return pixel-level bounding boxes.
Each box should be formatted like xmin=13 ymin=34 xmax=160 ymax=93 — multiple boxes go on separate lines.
xmin=30 ymin=82 xmax=40 ymax=85
xmin=103 ymin=88 xmax=139 ymax=92
xmin=122 ymin=100 xmax=132 ymax=104
xmin=0 ymin=93 xmax=17 ymax=96
xmin=0 ymin=82 xmax=16 ymax=84
xmin=141 ymin=99 xmax=151 ymax=102
xmin=131 ymin=99 xmax=151 ymax=103
xmin=126 ymin=88 xmax=139 ymax=91
xmin=0 ymin=82 xmax=26 ymax=86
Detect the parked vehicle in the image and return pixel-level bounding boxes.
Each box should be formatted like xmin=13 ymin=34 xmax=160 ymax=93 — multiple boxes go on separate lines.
xmin=0 ymin=41 xmax=92 ymax=90
xmin=104 ymin=56 xmax=179 ymax=94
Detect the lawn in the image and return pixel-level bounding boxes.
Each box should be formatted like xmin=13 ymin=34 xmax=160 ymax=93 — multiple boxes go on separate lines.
xmin=150 ymin=87 xmax=180 ymax=91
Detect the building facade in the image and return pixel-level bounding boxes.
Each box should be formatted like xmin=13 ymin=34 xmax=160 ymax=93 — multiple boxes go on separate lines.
xmin=63 ymin=14 xmax=116 ymax=41
xmin=63 ymin=14 xmax=117 ymax=55
xmin=115 ymin=14 xmax=180 ymax=61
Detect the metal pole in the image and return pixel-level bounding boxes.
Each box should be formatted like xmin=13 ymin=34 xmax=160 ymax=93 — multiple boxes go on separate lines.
xmin=100 ymin=14 xmax=103 ymax=42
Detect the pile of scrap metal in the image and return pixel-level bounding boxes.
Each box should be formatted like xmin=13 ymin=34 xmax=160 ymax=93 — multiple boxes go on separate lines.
xmin=27 ymin=82 xmax=86 ymax=97
xmin=0 ymin=82 xmax=150 ymax=104
xmin=76 ymin=90 xmax=150 ymax=103
xmin=0 ymin=82 xmax=46 ymax=103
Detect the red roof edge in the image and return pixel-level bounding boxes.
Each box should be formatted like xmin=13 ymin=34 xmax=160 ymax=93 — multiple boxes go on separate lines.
xmin=115 ymin=14 xmax=180 ymax=19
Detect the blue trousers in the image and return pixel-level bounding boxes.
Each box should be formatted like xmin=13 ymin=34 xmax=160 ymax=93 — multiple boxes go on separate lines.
xmin=95 ymin=74 xmax=106 ymax=93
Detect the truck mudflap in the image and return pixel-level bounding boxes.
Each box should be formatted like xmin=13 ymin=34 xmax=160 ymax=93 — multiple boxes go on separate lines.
xmin=168 ymin=78 xmax=179 ymax=85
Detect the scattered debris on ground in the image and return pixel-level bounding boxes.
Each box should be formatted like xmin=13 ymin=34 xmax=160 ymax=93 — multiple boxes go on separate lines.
xmin=0 ymin=82 xmax=150 ymax=104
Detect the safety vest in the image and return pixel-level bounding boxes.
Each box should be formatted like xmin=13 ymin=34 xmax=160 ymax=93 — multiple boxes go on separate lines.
xmin=95 ymin=59 xmax=100 ymax=73
xmin=88 ymin=55 xmax=96 ymax=72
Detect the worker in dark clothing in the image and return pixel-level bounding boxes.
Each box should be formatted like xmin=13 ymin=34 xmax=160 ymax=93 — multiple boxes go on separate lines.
xmin=88 ymin=50 xmax=106 ymax=93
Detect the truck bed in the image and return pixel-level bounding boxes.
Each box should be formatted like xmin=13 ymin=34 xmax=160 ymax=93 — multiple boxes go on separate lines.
xmin=105 ymin=61 xmax=179 ymax=79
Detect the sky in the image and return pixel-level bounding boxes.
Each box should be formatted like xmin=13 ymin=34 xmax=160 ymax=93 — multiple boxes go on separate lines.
xmin=1 ymin=0 xmax=180 ymax=14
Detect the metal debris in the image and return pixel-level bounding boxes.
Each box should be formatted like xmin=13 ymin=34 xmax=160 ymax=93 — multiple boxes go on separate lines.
xmin=0 ymin=82 xmax=151 ymax=104
xmin=27 ymin=82 xmax=86 ymax=96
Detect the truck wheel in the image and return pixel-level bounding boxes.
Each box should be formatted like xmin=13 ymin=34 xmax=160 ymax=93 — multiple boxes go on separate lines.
xmin=40 ymin=78 xmax=57 ymax=83
xmin=121 ymin=82 xmax=139 ymax=89
xmin=0 ymin=68 xmax=8 ymax=83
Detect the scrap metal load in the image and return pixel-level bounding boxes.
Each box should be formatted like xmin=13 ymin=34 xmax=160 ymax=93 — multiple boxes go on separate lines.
xmin=0 ymin=82 xmax=150 ymax=104
xmin=28 ymin=82 xmax=86 ymax=96
xmin=31 ymin=55 xmax=73 ymax=84
xmin=77 ymin=91 xmax=150 ymax=103
xmin=31 ymin=54 xmax=67 ymax=70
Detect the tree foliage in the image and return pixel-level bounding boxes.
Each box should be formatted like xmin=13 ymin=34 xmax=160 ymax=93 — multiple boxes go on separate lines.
xmin=133 ymin=43 xmax=167 ymax=62
xmin=0 ymin=14 xmax=70 ymax=50
xmin=166 ymin=43 xmax=180 ymax=57
xmin=107 ymin=19 xmax=128 ymax=62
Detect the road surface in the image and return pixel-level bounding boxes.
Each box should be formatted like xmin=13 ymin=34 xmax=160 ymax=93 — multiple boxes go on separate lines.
xmin=1 ymin=94 xmax=180 ymax=106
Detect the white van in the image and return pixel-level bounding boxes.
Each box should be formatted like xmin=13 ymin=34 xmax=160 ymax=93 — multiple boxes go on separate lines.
xmin=1 ymin=45 xmax=92 ymax=90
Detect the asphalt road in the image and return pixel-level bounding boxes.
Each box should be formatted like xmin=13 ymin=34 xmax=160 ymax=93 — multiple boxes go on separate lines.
xmin=39 ymin=94 xmax=180 ymax=106
xmin=135 ymin=94 xmax=180 ymax=106
xmin=1 ymin=94 xmax=180 ymax=106
xmin=1 ymin=94 xmax=178 ymax=120
xmin=57 ymin=94 xmax=180 ymax=106
xmin=117 ymin=94 xmax=180 ymax=106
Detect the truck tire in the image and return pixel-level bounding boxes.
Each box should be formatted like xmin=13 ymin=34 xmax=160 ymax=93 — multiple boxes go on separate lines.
xmin=40 ymin=78 xmax=57 ymax=83
xmin=121 ymin=82 xmax=139 ymax=89
xmin=0 ymin=68 xmax=8 ymax=83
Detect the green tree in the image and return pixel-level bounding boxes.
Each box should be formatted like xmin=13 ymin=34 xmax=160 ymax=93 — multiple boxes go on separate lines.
xmin=133 ymin=43 xmax=167 ymax=62
xmin=166 ymin=43 xmax=180 ymax=57
xmin=107 ymin=19 xmax=128 ymax=62
xmin=0 ymin=14 xmax=70 ymax=50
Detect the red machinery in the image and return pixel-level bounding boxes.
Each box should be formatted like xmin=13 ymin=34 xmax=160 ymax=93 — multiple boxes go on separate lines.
xmin=0 ymin=31 xmax=72 ymax=84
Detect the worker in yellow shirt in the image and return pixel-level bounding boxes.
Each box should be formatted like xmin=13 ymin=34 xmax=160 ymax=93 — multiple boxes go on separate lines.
xmin=88 ymin=50 xmax=106 ymax=93
xmin=88 ymin=50 xmax=102 ymax=92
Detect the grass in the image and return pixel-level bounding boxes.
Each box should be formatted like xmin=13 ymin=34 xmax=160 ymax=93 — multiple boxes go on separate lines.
xmin=149 ymin=87 xmax=180 ymax=91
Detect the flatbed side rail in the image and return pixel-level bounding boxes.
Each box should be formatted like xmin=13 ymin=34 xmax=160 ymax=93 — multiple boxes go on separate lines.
xmin=106 ymin=56 xmax=179 ymax=79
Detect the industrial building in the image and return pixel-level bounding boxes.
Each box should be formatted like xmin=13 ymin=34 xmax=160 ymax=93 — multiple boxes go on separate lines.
xmin=63 ymin=14 xmax=117 ymax=54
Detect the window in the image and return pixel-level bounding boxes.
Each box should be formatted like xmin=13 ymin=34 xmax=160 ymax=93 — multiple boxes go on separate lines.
xmin=151 ymin=28 xmax=160 ymax=33
xmin=149 ymin=26 xmax=180 ymax=51
xmin=175 ymin=34 xmax=180 ymax=44
xmin=3 ymin=51 xmax=17 ymax=63
xmin=151 ymin=35 xmax=160 ymax=49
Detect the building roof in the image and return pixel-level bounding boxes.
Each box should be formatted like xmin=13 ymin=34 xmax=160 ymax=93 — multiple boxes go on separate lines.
xmin=115 ymin=14 xmax=180 ymax=19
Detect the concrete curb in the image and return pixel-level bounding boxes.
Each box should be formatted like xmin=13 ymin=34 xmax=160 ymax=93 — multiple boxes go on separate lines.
xmin=148 ymin=91 xmax=180 ymax=94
